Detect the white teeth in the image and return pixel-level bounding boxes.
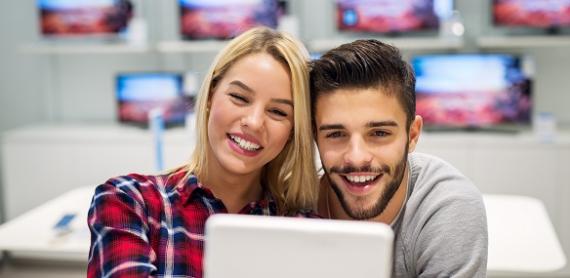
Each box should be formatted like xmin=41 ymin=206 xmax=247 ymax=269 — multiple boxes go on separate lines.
xmin=230 ymin=135 xmax=261 ymax=151
xmin=345 ymin=175 xmax=377 ymax=184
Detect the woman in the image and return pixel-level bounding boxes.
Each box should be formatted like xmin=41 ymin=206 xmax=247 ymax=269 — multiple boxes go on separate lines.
xmin=87 ymin=27 xmax=318 ymax=277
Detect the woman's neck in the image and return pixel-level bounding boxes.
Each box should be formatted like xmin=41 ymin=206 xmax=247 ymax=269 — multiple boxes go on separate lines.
xmin=200 ymin=169 xmax=263 ymax=214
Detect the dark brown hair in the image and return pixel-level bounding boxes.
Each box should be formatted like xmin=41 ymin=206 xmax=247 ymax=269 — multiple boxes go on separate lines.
xmin=310 ymin=39 xmax=416 ymax=130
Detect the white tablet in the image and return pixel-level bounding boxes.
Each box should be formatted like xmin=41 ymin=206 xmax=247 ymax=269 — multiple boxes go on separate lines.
xmin=204 ymin=214 xmax=393 ymax=278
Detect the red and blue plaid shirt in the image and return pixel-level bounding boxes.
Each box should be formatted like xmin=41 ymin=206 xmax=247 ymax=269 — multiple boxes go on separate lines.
xmin=88 ymin=168 xmax=302 ymax=278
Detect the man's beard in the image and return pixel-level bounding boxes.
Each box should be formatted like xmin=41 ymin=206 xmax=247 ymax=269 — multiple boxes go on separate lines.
xmin=325 ymin=142 xmax=409 ymax=220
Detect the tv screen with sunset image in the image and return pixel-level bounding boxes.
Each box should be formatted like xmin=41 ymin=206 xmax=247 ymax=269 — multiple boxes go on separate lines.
xmin=38 ymin=0 xmax=133 ymax=37
xmin=412 ymin=54 xmax=532 ymax=130
xmin=336 ymin=0 xmax=448 ymax=34
xmin=493 ymin=0 xmax=570 ymax=30
xmin=179 ymin=0 xmax=278 ymax=40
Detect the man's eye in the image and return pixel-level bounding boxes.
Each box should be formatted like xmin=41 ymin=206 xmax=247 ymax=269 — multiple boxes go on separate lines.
xmin=372 ymin=130 xmax=389 ymax=137
xmin=325 ymin=131 xmax=344 ymax=138
xmin=229 ymin=93 xmax=248 ymax=103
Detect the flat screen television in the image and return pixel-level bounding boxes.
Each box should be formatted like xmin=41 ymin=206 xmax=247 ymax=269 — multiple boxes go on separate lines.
xmin=493 ymin=0 xmax=570 ymax=31
xmin=116 ymin=72 xmax=194 ymax=127
xmin=179 ymin=0 xmax=279 ymax=40
xmin=412 ymin=54 xmax=532 ymax=131
xmin=38 ymin=0 xmax=133 ymax=37
xmin=336 ymin=0 xmax=453 ymax=34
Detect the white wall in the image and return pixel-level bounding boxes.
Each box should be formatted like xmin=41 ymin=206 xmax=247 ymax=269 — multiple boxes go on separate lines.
xmin=1 ymin=0 xmax=569 ymax=127
xmin=0 ymin=2 xmax=47 ymax=222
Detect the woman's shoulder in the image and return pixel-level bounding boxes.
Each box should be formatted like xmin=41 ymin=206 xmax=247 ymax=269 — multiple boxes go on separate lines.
xmin=93 ymin=173 xmax=161 ymax=205
xmin=93 ymin=168 xmax=189 ymax=207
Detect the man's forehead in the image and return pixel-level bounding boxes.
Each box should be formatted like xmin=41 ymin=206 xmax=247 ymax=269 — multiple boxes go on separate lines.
xmin=315 ymin=88 xmax=407 ymax=127
xmin=316 ymin=87 xmax=404 ymax=114
xmin=317 ymin=86 xmax=397 ymax=100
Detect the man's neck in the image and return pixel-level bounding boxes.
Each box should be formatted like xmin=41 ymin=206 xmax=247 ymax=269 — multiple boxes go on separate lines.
xmin=319 ymin=167 xmax=410 ymax=224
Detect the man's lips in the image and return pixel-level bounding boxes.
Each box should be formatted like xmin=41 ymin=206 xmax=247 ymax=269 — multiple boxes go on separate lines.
xmin=340 ymin=173 xmax=383 ymax=187
xmin=333 ymin=172 xmax=384 ymax=195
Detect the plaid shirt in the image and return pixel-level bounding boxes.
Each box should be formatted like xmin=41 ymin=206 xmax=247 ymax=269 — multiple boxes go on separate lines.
xmin=88 ymin=168 xmax=296 ymax=278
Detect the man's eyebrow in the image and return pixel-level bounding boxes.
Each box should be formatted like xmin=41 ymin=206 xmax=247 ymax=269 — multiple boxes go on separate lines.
xmin=319 ymin=124 xmax=345 ymax=131
xmin=367 ymin=121 xmax=398 ymax=128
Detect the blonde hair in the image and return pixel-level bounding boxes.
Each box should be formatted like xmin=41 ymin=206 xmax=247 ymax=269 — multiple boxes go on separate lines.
xmin=187 ymin=27 xmax=318 ymax=215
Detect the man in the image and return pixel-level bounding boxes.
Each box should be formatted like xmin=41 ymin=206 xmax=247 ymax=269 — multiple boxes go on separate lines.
xmin=310 ymin=40 xmax=488 ymax=277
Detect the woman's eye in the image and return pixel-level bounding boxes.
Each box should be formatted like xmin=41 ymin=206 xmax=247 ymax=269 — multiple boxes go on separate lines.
xmin=270 ymin=109 xmax=288 ymax=117
xmin=229 ymin=93 xmax=248 ymax=103
xmin=325 ymin=131 xmax=344 ymax=138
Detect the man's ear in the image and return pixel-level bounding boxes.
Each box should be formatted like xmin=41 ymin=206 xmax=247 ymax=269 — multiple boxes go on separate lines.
xmin=407 ymin=115 xmax=423 ymax=153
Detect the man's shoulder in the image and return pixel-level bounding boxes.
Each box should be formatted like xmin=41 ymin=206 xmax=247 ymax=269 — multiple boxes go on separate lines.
xmin=409 ymin=152 xmax=478 ymax=194
xmin=408 ymin=152 xmax=460 ymax=173
xmin=407 ymin=152 xmax=484 ymax=216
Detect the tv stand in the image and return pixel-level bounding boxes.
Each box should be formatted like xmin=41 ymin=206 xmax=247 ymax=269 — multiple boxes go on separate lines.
xmin=424 ymin=126 xmax=523 ymax=134
xmin=545 ymin=26 xmax=561 ymax=35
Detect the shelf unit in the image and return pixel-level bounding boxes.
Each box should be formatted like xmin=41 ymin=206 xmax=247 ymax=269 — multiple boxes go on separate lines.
xmin=20 ymin=43 xmax=151 ymax=55
xmin=156 ymin=40 xmax=229 ymax=53
xmin=20 ymin=36 xmax=467 ymax=55
xmin=308 ymin=36 xmax=464 ymax=52
xmin=477 ymin=35 xmax=570 ymax=49
xmin=1 ymin=124 xmax=195 ymax=220
xmin=19 ymin=40 xmax=235 ymax=55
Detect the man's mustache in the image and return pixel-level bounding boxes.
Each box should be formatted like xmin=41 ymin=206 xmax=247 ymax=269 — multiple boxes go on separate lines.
xmin=329 ymin=164 xmax=390 ymax=175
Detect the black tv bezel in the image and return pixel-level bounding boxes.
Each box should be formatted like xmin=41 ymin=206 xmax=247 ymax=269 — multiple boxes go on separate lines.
xmin=178 ymin=0 xmax=279 ymax=41
xmin=411 ymin=52 xmax=533 ymax=132
xmin=37 ymin=0 xmax=133 ymax=38
xmin=334 ymin=0 xmax=449 ymax=36
xmin=491 ymin=0 xmax=570 ymax=34
xmin=115 ymin=71 xmax=193 ymax=128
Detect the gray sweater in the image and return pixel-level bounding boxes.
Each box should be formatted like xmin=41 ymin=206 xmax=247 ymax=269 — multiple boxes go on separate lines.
xmin=391 ymin=153 xmax=488 ymax=277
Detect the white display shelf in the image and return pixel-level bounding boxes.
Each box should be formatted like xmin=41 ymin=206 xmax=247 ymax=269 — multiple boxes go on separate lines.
xmin=20 ymin=43 xmax=150 ymax=55
xmin=1 ymin=123 xmax=196 ymax=219
xmin=478 ymin=35 xmax=570 ymax=49
xmin=308 ymin=36 xmax=464 ymax=52
xmin=157 ymin=40 xmax=229 ymax=53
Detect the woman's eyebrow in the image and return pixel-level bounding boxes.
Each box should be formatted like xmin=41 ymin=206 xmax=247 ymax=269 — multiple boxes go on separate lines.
xmin=229 ymin=80 xmax=293 ymax=107
xmin=271 ymin=98 xmax=293 ymax=107
xmin=229 ymin=80 xmax=254 ymax=93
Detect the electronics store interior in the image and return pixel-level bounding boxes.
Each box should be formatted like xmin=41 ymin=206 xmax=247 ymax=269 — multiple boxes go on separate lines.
xmin=0 ymin=0 xmax=569 ymax=277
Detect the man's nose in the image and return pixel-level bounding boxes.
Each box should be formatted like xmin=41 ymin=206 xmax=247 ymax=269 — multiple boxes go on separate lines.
xmin=344 ymin=136 xmax=373 ymax=167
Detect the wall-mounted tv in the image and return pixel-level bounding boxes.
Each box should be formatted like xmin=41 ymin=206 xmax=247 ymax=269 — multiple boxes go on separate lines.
xmin=38 ymin=0 xmax=133 ymax=37
xmin=116 ymin=72 xmax=194 ymax=127
xmin=412 ymin=54 xmax=532 ymax=130
xmin=493 ymin=0 xmax=570 ymax=31
xmin=179 ymin=0 xmax=279 ymax=40
xmin=336 ymin=0 xmax=453 ymax=34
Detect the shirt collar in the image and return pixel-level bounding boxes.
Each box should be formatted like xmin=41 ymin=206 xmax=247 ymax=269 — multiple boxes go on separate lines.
xmin=176 ymin=171 xmax=276 ymax=214
xmin=175 ymin=172 xmax=204 ymax=203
